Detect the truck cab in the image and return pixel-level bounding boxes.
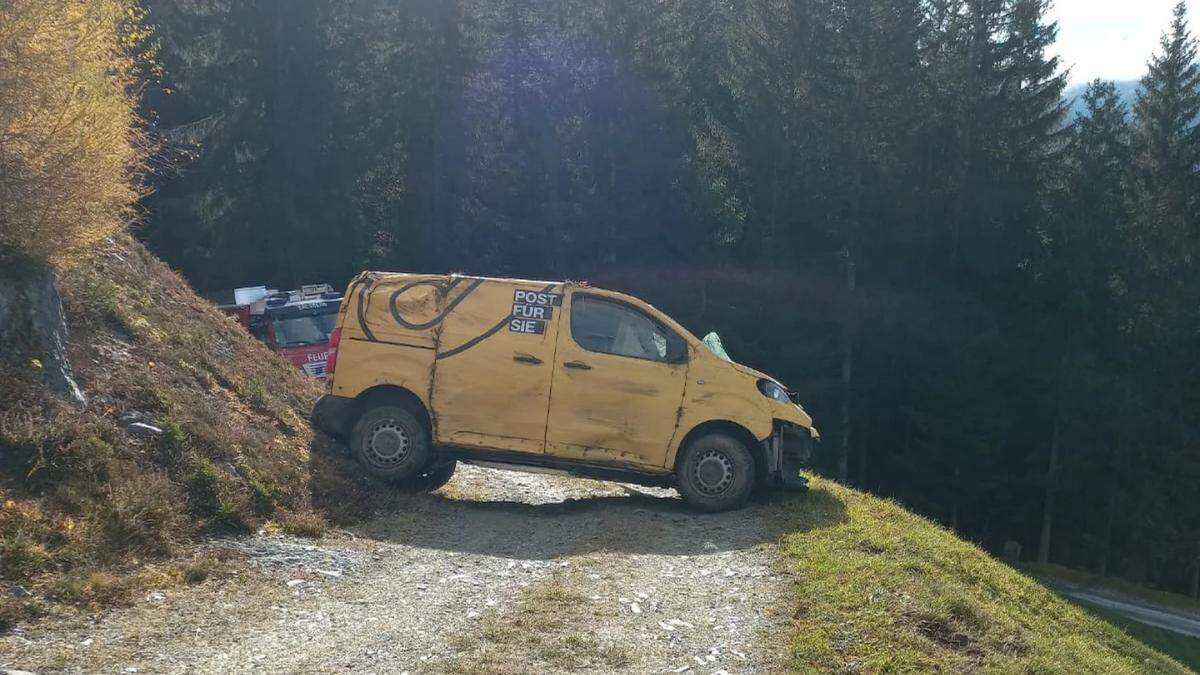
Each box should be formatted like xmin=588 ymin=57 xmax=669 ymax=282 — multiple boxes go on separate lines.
xmin=218 ymin=284 xmax=343 ymax=379
xmin=312 ymin=273 xmax=817 ymax=511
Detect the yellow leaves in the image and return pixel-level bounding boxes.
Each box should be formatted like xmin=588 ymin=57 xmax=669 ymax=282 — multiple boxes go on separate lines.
xmin=0 ymin=0 xmax=148 ymax=267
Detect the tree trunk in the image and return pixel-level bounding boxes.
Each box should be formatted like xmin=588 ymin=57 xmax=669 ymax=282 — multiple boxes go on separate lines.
xmin=267 ymin=0 xmax=302 ymax=285
xmin=1037 ymin=411 xmax=1062 ymax=565
xmin=430 ymin=116 xmax=444 ymax=268
xmin=836 ymin=246 xmax=856 ymax=483
xmin=604 ymin=114 xmax=616 ymax=265
xmin=764 ymin=156 xmax=779 ymax=269
xmin=950 ymin=463 xmax=961 ymax=532
xmin=1098 ymin=484 xmax=1116 ymax=576
xmin=1099 ymin=426 xmax=1125 ymax=576
xmin=1192 ymin=540 xmax=1200 ymax=599
xmin=856 ymin=419 xmax=867 ymax=488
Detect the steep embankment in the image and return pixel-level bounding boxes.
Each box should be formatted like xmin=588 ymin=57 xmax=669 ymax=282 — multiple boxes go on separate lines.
xmin=778 ymin=478 xmax=1189 ymax=672
xmin=0 ymin=236 xmax=383 ymax=628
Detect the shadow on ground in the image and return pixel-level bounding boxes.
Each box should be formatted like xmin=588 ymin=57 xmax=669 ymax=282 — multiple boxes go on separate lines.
xmin=308 ymin=436 xmax=848 ymax=560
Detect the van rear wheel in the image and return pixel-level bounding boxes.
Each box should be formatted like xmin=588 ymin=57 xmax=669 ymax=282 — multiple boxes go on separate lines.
xmin=350 ymin=405 xmax=431 ymax=481
xmin=676 ymin=433 xmax=755 ymax=512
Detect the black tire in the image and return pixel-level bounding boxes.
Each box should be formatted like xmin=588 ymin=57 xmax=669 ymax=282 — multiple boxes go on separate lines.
xmin=349 ymin=405 xmax=431 ymax=481
xmin=675 ymin=433 xmax=756 ymax=512
xmin=401 ymin=459 xmax=457 ymax=492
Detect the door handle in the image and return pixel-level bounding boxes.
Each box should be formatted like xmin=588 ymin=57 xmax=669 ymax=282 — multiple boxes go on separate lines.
xmin=513 ymin=354 xmax=543 ymax=365
xmin=563 ymin=360 xmax=592 ymax=370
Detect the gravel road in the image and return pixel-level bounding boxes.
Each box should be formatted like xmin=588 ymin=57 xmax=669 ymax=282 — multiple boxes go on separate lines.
xmin=0 ymin=464 xmax=797 ymax=674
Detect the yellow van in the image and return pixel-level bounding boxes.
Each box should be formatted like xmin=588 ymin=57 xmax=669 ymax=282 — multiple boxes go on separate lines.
xmin=312 ymin=272 xmax=818 ymax=511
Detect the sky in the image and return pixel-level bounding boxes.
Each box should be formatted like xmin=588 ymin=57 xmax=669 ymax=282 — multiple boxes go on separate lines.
xmin=1050 ymin=0 xmax=1200 ymax=85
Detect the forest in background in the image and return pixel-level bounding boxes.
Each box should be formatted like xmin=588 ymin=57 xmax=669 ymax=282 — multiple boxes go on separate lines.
xmin=136 ymin=0 xmax=1200 ymax=596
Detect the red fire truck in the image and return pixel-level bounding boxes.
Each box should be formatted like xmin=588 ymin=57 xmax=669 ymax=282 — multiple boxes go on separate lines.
xmin=216 ymin=284 xmax=343 ymax=379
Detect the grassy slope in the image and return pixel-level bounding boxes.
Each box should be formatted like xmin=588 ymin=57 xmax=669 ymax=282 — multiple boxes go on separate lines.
xmin=779 ymin=478 xmax=1191 ymax=673
xmin=0 ymin=236 xmax=386 ymax=625
xmin=1022 ymin=563 xmax=1200 ymax=670
xmin=1073 ymin=603 xmax=1200 ymax=672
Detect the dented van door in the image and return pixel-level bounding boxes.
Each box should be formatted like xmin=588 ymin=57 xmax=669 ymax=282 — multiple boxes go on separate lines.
xmin=430 ymin=280 xmax=564 ymax=454
xmin=545 ymin=291 xmax=688 ymax=468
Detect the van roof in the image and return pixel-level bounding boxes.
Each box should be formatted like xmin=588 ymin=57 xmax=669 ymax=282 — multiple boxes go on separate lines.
xmin=359 ymin=271 xmax=569 ymax=287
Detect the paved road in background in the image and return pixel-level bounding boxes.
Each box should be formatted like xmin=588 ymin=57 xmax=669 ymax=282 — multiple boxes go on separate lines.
xmin=1043 ymin=580 xmax=1200 ymax=639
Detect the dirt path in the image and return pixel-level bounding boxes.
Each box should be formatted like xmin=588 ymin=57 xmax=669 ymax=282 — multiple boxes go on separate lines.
xmin=0 ymin=465 xmax=796 ymax=674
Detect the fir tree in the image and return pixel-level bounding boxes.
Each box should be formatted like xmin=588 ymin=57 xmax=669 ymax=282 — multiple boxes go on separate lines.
xmin=1131 ymin=0 xmax=1200 ymax=276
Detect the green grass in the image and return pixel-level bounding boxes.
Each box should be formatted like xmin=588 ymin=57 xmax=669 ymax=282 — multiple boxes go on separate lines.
xmin=1071 ymin=601 xmax=1200 ymax=673
xmin=776 ymin=477 xmax=1191 ymax=673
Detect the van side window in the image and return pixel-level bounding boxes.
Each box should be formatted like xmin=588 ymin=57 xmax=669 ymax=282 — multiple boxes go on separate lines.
xmin=570 ymin=295 xmax=684 ymax=363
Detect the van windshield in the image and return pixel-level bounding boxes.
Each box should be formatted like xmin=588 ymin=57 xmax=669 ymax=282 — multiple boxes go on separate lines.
xmin=702 ymin=332 xmax=731 ymax=362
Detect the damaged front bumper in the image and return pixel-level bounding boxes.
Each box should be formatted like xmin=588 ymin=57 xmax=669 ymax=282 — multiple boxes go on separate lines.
xmin=763 ymin=422 xmax=815 ymax=490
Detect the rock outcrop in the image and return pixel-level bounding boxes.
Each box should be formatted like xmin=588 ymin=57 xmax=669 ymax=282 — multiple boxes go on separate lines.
xmin=0 ymin=262 xmax=85 ymax=406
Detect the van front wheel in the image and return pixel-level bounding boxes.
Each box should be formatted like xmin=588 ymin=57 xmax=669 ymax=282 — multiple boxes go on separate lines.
xmin=350 ymin=405 xmax=431 ymax=481
xmin=676 ymin=433 xmax=755 ymax=512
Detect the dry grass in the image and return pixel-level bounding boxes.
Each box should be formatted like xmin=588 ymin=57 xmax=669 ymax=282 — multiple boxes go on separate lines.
xmin=778 ymin=477 xmax=1191 ymax=673
xmin=0 ymin=236 xmax=390 ymax=626
xmin=438 ymin=578 xmax=631 ymax=674
xmin=278 ymin=510 xmax=328 ymax=538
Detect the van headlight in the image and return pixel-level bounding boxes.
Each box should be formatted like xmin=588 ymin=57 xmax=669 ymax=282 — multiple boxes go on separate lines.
xmin=757 ymin=379 xmax=790 ymax=403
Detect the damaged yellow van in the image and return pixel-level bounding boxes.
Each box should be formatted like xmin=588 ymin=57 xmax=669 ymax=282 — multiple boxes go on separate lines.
xmin=312 ymin=273 xmax=818 ymax=511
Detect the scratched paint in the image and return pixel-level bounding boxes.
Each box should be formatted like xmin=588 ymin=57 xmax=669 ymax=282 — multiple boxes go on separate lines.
xmin=327 ymin=272 xmax=817 ymax=470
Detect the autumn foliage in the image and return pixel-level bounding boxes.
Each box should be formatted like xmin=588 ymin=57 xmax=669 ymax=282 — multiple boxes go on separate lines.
xmin=0 ymin=0 xmax=147 ymax=266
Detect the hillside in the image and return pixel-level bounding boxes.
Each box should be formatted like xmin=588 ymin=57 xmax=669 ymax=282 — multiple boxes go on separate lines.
xmin=779 ymin=478 xmax=1190 ymax=672
xmin=0 ymin=236 xmax=388 ymax=628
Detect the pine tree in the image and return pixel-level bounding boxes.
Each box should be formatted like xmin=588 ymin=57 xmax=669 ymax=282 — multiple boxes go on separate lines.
xmin=1131 ymin=1 xmax=1200 ymax=277
xmin=1034 ymin=80 xmax=1135 ymax=570
xmin=810 ymin=0 xmax=926 ymax=484
xmin=1126 ymin=1 xmax=1200 ymax=590
xmin=916 ymin=0 xmax=1068 ymax=548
